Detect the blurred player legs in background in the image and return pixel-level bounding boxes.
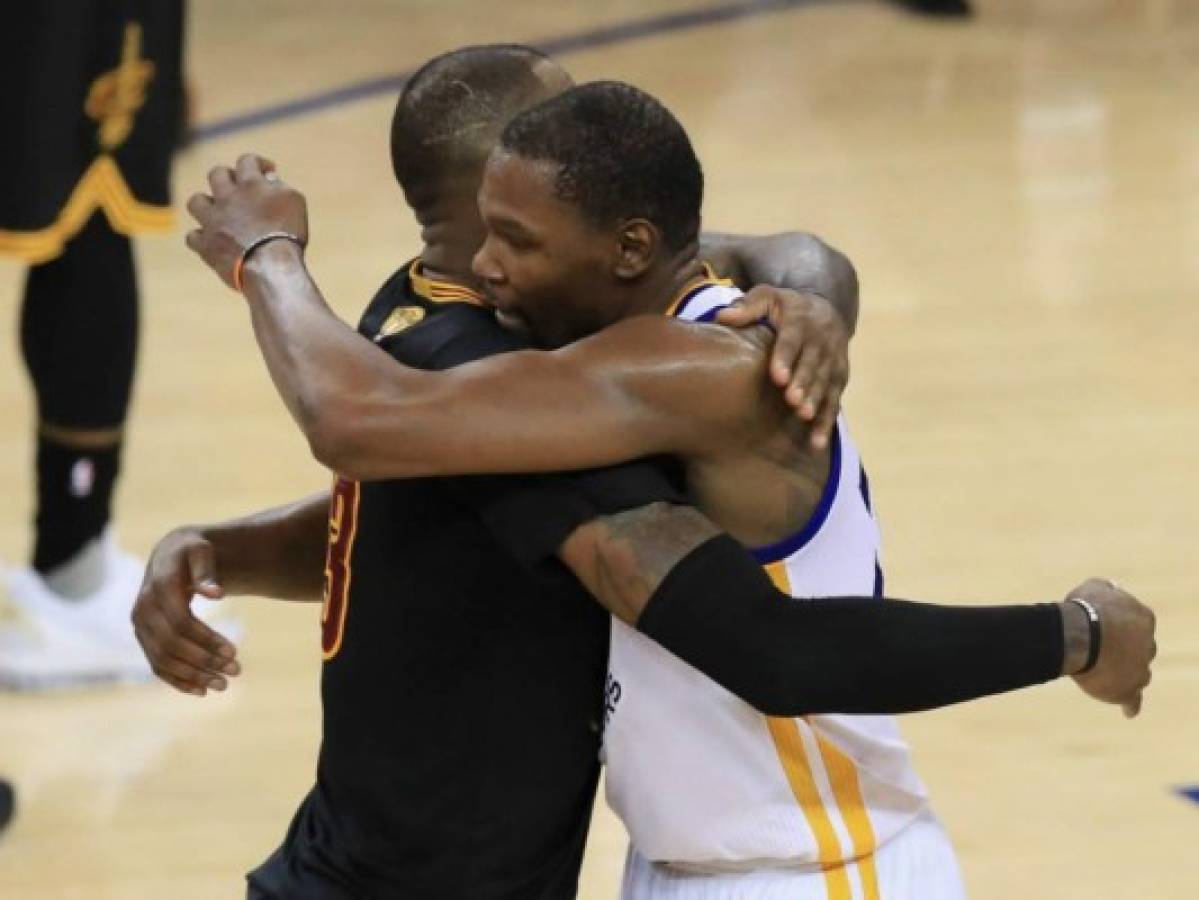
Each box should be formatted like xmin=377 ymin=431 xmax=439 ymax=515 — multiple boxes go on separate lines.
xmin=0 ymin=778 xmax=12 ymax=835
xmin=890 ymin=0 xmax=972 ymax=16
xmin=0 ymin=1 xmax=229 ymax=689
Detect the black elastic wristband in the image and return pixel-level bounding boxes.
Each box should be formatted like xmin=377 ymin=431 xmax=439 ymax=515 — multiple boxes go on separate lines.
xmin=233 ymin=231 xmax=305 ymax=293
xmin=1070 ymin=597 xmax=1102 ymax=674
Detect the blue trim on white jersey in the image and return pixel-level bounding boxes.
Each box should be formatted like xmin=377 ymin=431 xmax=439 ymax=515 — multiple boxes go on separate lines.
xmin=750 ymin=425 xmax=842 ymax=566
xmin=675 ymin=283 xmax=840 ymax=566
xmin=673 ymin=283 xmax=716 ymax=321
xmin=689 ymin=300 xmax=772 ymax=329
xmin=859 ymin=465 xmax=873 ymax=514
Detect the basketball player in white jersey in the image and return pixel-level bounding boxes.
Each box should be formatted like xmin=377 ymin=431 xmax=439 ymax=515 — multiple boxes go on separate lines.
xmin=181 ymin=79 xmax=1155 ymax=898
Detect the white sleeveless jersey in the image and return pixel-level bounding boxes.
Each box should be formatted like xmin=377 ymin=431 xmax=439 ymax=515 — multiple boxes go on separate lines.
xmin=602 ymin=279 xmax=930 ymax=890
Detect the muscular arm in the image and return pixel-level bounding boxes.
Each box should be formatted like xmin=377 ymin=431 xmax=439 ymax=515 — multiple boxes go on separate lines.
xmin=560 ymin=503 xmax=1093 ymax=716
xmin=189 ymin=163 xmax=850 ymax=477
xmin=700 ymin=231 xmax=859 ymax=334
xmin=242 ymin=241 xmax=766 ymax=480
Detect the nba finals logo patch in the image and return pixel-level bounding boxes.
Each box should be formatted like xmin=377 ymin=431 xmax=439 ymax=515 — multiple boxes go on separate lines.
xmin=375 ymin=305 xmax=426 ymax=342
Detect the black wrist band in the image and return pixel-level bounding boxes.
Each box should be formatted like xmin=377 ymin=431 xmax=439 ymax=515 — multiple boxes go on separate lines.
xmin=233 ymin=231 xmax=305 ymax=293
xmin=1069 ymin=597 xmax=1102 ymax=674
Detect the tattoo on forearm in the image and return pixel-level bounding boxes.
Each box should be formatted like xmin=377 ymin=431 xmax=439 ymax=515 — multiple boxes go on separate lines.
xmin=581 ymin=503 xmax=720 ymax=624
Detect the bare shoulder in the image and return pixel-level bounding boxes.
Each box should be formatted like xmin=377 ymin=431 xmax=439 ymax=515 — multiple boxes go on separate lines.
xmin=556 ymin=315 xmax=777 ymax=450
xmin=560 ymin=314 xmax=769 ymax=377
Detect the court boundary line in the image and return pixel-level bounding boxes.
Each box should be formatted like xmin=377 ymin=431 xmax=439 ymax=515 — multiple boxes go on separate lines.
xmin=193 ymin=0 xmax=842 ymax=143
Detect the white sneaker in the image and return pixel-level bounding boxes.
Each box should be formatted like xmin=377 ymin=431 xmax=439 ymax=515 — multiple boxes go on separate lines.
xmin=0 ymin=534 xmax=241 ymax=691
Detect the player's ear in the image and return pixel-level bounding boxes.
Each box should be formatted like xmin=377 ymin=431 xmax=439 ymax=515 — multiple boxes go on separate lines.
xmin=613 ymin=219 xmax=658 ymax=280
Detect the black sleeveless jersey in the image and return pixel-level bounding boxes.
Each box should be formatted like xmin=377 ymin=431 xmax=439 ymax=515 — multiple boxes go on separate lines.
xmin=247 ymin=262 xmax=686 ymax=899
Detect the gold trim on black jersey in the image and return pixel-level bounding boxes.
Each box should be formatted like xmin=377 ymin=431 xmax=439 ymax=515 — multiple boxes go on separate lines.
xmin=409 ymin=260 xmax=488 ymax=307
xmin=0 ymin=22 xmax=173 ymax=264
xmin=0 ymin=155 xmax=174 ymax=264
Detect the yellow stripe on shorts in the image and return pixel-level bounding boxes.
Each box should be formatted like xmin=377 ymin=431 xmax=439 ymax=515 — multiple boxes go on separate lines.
xmin=816 ymin=734 xmax=881 ymax=900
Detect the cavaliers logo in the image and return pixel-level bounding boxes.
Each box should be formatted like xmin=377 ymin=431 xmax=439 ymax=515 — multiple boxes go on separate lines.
xmin=374 ymin=304 xmax=426 ymax=341
xmin=84 ymin=23 xmax=156 ymax=151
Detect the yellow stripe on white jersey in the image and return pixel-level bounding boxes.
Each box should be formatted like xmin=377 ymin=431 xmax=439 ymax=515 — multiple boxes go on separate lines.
xmin=601 ymin=282 xmax=928 ymax=895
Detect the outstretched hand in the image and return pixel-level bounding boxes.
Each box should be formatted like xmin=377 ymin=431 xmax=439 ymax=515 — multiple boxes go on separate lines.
xmin=185 ymin=153 xmax=309 ymax=290
xmin=132 ymin=528 xmax=240 ymax=697
xmin=717 ymin=286 xmax=850 ymax=450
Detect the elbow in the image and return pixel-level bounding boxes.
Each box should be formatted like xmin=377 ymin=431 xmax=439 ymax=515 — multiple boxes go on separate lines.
xmin=804 ymin=232 xmax=860 ymax=334
xmin=305 ymin=415 xmax=360 ymax=478
xmin=300 ymin=396 xmax=375 ymax=480
xmin=301 ymin=393 xmax=444 ymax=482
xmin=826 ymin=246 xmax=859 ymax=335
xmin=774 ymin=231 xmax=860 ymax=335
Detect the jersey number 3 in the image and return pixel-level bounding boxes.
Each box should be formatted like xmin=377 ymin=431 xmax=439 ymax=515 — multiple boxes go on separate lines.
xmin=321 ymin=478 xmax=361 ymax=660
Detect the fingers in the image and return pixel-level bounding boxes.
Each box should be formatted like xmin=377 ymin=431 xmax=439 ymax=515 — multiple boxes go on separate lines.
xmin=157 ymin=588 xmax=238 ymax=665
xmin=717 ymin=295 xmax=795 ymax=386
xmin=769 ymin=323 xmax=805 ymax=391
xmin=134 ymin=623 xmax=200 ymax=695
xmin=786 ymin=341 xmax=826 ymax=419
xmin=235 ymin=153 xmax=274 ymax=182
xmin=1117 ymin=664 xmax=1153 ymax=718
xmin=144 ymin=633 xmax=226 ymax=696
xmin=1122 ymin=692 xmax=1142 ymax=718
xmin=715 ymin=295 xmax=771 ymax=328
xmin=207 ymin=165 xmax=236 ymax=198
xmin=186 ymin=192 xmax=213 ymax=225
xmin=184 ymin=228 xmax=202 ymax=254
xmin=142 ymin=591 xmax=238 ymax=675
xmin=132 ymin=571 xmax=239 ymax=696
xmin=797 ymin=357 xmax=832 ymax=435
xmin=809 ymin=382 xmax=842 ymax=451
xmin=134 ymin=606 xmax=236 ymax=696
xmin=180 ymin=610 xmax=240 ymax=669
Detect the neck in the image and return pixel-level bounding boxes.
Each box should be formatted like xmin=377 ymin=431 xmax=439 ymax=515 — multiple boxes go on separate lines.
xmin=622 ymin=244 xmax=705 ymax=320
xmin=417 ymin=231 xmax=478 ymax=287
xmin=411 ymin=195 xmax=486 ymax=287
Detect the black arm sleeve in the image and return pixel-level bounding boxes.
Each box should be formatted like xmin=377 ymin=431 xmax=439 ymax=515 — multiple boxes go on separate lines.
xmin=637 ymin=534 xmax=1065 ymax=717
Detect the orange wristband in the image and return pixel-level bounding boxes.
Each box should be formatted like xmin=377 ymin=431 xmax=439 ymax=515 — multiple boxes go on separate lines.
xmin=232 ymin=231 xmax=305 ymax=293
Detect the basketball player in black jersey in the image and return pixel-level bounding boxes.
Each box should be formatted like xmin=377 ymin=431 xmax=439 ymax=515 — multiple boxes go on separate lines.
xmin=0 ymin=1 xmax=201 ymax=691
xmin=153 ymin=45 xmax=1152 ymax=898
xmin=143 ymin=45 xmax=861 ymax=900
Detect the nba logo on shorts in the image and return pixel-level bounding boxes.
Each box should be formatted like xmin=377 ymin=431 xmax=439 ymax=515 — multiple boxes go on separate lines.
xmin=70 ymin=458 xmax=95 ymax=498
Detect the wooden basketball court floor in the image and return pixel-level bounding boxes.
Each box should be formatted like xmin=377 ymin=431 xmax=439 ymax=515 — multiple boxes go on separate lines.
xmin=1 ymin=0 xmax=1195 ymax=896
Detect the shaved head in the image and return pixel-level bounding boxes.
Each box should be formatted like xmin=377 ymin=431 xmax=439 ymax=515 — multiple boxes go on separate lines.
xmin=390 ymin=44 xmax=572 ymax=212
